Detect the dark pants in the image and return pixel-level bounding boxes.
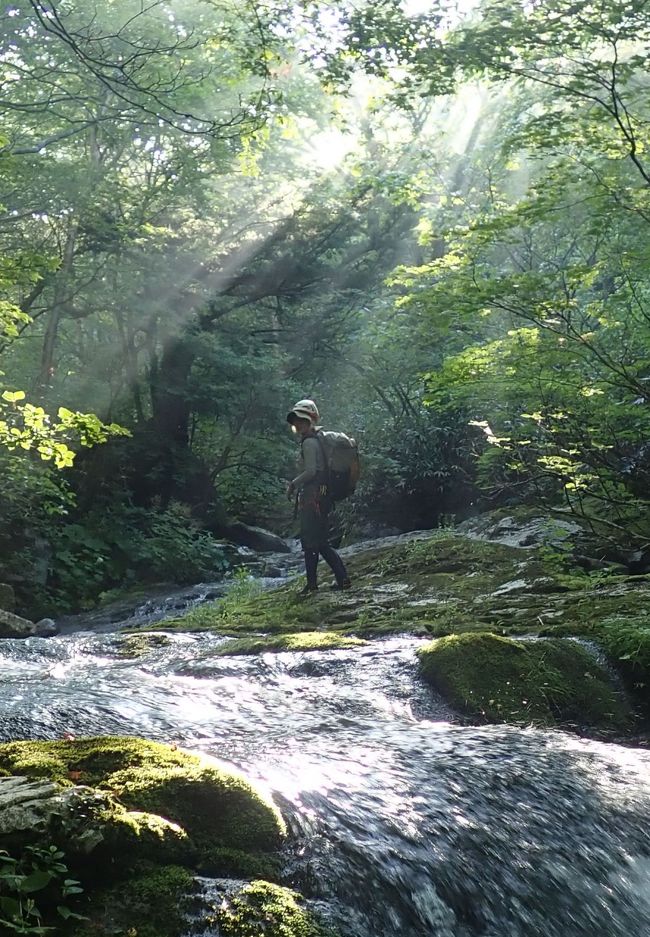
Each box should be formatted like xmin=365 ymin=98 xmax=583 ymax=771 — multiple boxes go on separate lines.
xmin=299 ymin=485 xmax=349 ymax=589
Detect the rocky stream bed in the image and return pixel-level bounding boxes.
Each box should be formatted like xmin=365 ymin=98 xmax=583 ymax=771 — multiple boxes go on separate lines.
xmin=0 ymin=512 xmax=648 ymax=936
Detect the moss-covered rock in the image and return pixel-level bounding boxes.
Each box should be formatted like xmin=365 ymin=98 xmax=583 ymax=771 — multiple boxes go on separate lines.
xmin=0 ymin=773 xmax=189 ymax=863
xmin=69 ymin=863 xmax=196 ymax=937
xmin=113 ymin=632 xmax=171 ymax=658
xmin=160 ymin=533 xmax=556 ymax=637
xmin=418 ymin=632 xmax=632 ymax=729
xmin=214 ymin=631 xmax=366 ymax=656
xmin=0 ymin=738 xmax=292 ymax=936
xmin=214 ymin=881 xmax=338 ymax=937
xmin=0 ymin=737 xmax=337 ymax=937
xmin=0 ymin=737 xmax=285 ymax=855
xmin=539 ymin=615 xmax=650 ymax=712
xmin=113 ymin=762 xmax=282 ymax=852
xmin=155 ymin=528 xmax=649 ymax=723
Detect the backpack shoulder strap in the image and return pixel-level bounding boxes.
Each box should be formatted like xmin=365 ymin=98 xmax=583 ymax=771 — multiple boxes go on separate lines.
xmin=314 ymin=431 xmax=330 ymax=484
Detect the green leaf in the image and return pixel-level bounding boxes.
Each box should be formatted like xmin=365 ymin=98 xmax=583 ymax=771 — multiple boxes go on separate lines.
xmin=19 ymin=869 xmax=53 ymax=893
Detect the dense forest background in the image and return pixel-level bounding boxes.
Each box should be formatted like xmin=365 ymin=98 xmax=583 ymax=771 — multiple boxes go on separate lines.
xmin=2 ymin=0 xmax=650 ymax=616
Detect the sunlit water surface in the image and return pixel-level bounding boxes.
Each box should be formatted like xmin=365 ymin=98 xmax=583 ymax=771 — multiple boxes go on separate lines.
xmin=1 ymin=630 xmax=649 ymax=937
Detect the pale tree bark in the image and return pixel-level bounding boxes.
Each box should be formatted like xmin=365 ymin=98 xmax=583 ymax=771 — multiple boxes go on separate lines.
xmin=38 ymin=220 xmax=78 ymax=391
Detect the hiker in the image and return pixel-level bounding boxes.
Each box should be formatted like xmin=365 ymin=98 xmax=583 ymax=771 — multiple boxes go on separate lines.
xmin=286 ymin=399 xmax=352 ymax=595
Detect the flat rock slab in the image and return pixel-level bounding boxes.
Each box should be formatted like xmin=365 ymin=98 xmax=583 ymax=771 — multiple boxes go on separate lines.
xmin=458 ymin=513 xmax=581 ymax=548
xmin=340 ymin=530 xmax=435 ymax=558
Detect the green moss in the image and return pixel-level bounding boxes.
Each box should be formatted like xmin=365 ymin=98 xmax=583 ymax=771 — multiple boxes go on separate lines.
xmin=418 ymin=632 xmax=632 ymax=729
xmin=215 ymin=631 xmax=366 ymax=655
xmin=68 ymin=863 xmax=196 ymax=937
xmin=214 ymin=881 xmax=338 ymax=937
xmin=113 ymin=632 xmax=171 ymax=658
xmin=157 ymin=533 xmax=568 ymax=638
xmin=0 ymin=737 xmax=285 ymax=854
xmin=540 ymin=615 xmax=650 ymax=709
xmin=198 ymin=847 xmax=282 ymax=882
xmin=0 ymin=736 xmax=190 ymax=786
xmin=162 ymin=585 xmax=327 ymax=635
xmin=112 ymin=762 xmax=283 ymax=852
xmin=102 ymin=807 xmax=191 ymax=865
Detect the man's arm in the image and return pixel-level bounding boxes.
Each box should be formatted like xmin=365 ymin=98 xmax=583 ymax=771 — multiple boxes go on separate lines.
xmin=289 ymin=437 xmax=319 ymax=493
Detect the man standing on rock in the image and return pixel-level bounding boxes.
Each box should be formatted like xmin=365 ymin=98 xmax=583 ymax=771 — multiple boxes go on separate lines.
xmin=286 ymin=399 xmax=351 ymax=596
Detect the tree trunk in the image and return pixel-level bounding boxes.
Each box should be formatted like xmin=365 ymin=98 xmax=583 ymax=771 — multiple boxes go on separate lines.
xmin=148 ymin=335 xmax=197 ymax=507
xmin=38 ymin=222 xmax=77 ymax=391
xmin=150 ymin=336 xmax=195 ymax=447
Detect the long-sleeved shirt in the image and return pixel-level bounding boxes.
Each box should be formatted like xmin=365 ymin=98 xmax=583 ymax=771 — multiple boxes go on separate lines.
xmin=291 ymin=433 xmax=327 ymax=490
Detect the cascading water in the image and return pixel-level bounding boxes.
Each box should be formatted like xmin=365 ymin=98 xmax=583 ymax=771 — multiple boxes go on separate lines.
xmin=1 ymin=625 xmax=649 ymax=937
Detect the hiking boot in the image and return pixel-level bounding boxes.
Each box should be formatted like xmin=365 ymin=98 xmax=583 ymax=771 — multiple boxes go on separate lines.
xmin=332 ymin=579 xmax=352 ymax=591
xmin=297 ymin=585 xmax=318 ymax=597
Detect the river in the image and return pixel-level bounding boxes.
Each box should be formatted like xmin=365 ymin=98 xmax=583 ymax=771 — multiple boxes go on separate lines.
xmin=1 ymin=614 xmax=649 ymax=936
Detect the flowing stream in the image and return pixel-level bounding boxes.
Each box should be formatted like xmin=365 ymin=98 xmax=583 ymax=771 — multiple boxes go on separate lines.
xmin=1 ymin=601 xmax=649 ymax=936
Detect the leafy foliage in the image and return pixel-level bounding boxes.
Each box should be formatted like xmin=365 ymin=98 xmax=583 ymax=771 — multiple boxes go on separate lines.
xmin=48 ymin=501 xmax=230 ymax=610
xmin=6 ymin=0 xmax=650 ymax=611
xmin=0 ymin=845 xmax=84 ymax=934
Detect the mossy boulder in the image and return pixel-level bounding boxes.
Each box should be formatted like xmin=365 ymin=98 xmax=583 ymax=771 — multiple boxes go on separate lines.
xmin=112 ymin=762 xmax=282 ymax=852
xmin=539 ymin=616 xmax=650 ymax=711
xmin=0 ymin=738 xmax=342 ymax=937
xmin=70 ymin=862 xmax=196 ymax=937
xmin=214 ymin=881 xmax=338 ymax=937
xmin=0 ymin=774 xmax=188 ymax=862
xmin=418 ymin=632 xmax=632 ymax=729
xmin=112 ymin=632 xmax=171 ymax=658
xmin=0 ymin=737 xmax=285 ymax=857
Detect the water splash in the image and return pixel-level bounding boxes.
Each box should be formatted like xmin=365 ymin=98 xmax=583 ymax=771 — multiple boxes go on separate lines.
xmin=0 ymin=632 xmax=648 ymax=936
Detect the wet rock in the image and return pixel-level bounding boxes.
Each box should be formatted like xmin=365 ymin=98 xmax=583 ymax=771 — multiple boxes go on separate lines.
xmin=349 ymin=522 xmax=403 ymax=541
xmin=340 ymin=529 xmax=434 ymax=559
xmin=225 ymin=522 xmax=292 ymax=554
xmin=624 ymin=549 xmax=650 ymax=574
xmin=0 ymin=775 xmax=119 ymax=854
xmin=0 ymin=608 xmax=36 ymax=638
xmin=458 ymin=510 xmax=582 ymax=548
xmin=34 ymin=617 xmax=58 ymax=637
xmin=491 ymin=577 xmax=568 ymax=597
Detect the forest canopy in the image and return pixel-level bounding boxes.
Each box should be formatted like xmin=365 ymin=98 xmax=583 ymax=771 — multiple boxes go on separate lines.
xmin=2 ymin=0 xmax=650 ymax=614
